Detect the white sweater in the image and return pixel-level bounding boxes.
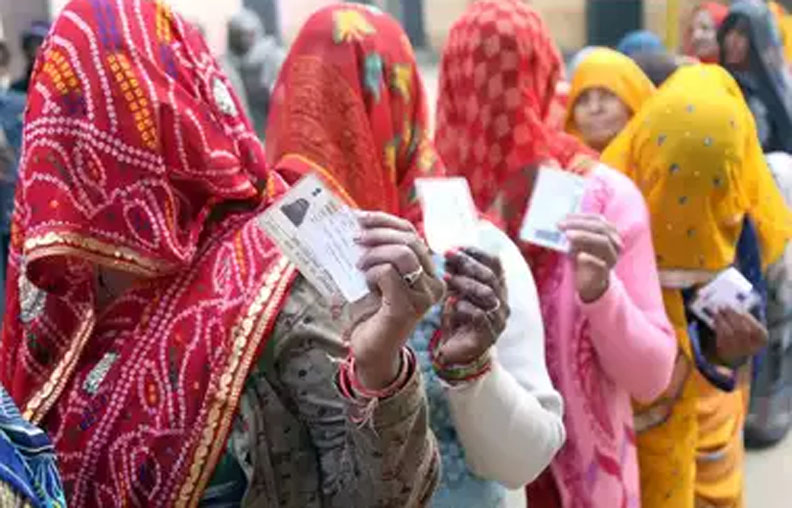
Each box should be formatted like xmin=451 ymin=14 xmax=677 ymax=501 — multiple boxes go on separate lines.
xmin=444 ymin=221 xmax=565 ymax=505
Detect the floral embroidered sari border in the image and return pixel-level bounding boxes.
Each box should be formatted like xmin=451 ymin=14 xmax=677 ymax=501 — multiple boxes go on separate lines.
xmin=175 ymin=257 xmax=297 ymax=508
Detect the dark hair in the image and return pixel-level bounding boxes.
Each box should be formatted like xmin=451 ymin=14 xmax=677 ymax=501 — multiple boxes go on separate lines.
xmin=630 ymin=51 xmax=680 ymax=86
xmin=21 ymin=21 xmax=51 ymax=52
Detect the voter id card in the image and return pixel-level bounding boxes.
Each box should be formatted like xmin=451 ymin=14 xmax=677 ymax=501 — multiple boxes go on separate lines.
xmin=690 ymin=267 xmax=761 ymax=328
xmin=415 ymin=177 xmax=479 ymax=253
xmin=257 ymin=173 xmax=369 ymax=303
xmin=519 ymin=167 xmax=586 ymax=252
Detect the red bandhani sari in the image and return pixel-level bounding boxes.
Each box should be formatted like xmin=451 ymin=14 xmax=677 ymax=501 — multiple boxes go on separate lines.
xmin=435 ymin=0 xmax=595 ymax=241
xmin=265 ymin=4 xmax=443 ymax=223
xmin=1 ymin=0 xmax=294 ymax=506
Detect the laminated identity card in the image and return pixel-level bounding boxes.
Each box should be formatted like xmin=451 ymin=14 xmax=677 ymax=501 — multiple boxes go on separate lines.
xmin=519 ymin=167 xmax=586 ymax=252
xmin=415 ymin=177 xmax=480 ymax=253
xmin=257 ymin=173 xmax=369 ymax=303
xmin=690 ymin=267 xmax=761 ymax=329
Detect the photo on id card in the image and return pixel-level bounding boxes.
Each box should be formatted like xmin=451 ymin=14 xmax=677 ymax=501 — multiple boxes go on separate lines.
xmin=256 ymin=173 xmax=370 ymax=304
xmin=519 ymin=167 xmax=586 ymax=252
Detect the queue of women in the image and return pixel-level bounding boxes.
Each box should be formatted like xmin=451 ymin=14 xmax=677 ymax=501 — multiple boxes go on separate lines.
xmin=0 ymin=0 xmax=789 ymax=507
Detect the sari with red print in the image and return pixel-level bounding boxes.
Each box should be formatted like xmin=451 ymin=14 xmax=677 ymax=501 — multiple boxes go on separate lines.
xmin=436 ymin=2 xmax=648 ymax=507
xmin=265 ymin=4 xmax=443 ymax=223
xmin=434 ymin=0 xmax=595 ymax=239
xmin=1 ymin=0 xmax=294 ymax=506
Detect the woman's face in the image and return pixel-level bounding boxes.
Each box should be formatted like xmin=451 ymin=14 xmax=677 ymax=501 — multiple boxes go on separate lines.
xmin=691 ymin=10 xmax=719 ymax=59
xmin=573 ymin=87 xmax=631 ymax=151
xmin=723 ymin=27 xmax=750 ymax=67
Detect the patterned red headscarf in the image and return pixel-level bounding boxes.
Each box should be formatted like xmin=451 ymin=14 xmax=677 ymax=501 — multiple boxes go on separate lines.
xmin=266 ymin=4 xmax=444 ymax=223
xmin=1 ymin=0 xmax=294 ymax=505
xmin=435 ymin=0 xmax=595 ymax=236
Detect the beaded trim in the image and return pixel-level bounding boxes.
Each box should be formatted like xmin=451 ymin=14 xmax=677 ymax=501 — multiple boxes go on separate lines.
xmin=175 ymin=258 xmax=296 ymax=508
xmin=24 ymin=307 xmax=96 ymax=423
xmin=25 ymin=231 xmax=175 ymax=277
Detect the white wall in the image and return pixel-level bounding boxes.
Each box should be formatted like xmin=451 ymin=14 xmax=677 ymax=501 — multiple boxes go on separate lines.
xmin=48 ymin=0 xmax=242 ymax=55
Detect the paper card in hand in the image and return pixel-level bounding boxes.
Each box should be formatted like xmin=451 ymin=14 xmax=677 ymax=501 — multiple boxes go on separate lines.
xmin=519 ymin=167 xmax=586 ymax=252
xmin=415 ymin=177 xmax=479 ymax=253
xmin=257 ymin=173 xmax=370 ymax=303
xmin=690 ymin=267 xmax=761 ymax=328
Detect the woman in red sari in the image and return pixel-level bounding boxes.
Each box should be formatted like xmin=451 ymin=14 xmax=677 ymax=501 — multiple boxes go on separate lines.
xmin=266 ymin=6 xmax=568 ymax=508
xmin=436 ymin=2 xmax=676 ymax=507
xmin=265 ymin=6 xmax=442 ymax=224
xmin=0 ymin=0 xmax=444 ymax=506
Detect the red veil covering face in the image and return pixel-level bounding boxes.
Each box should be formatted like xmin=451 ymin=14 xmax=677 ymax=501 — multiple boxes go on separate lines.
xmin=1 ymin=0 xmax=294 ymax=505
xmin=435 ymin=0 xmax=595 ymax=241
xmin=266 ymin=4 xmax=443 ymax=223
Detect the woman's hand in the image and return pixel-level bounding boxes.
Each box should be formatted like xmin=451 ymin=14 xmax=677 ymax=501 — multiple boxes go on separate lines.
xmin=559 ymin=213 xmax=623 ymax=303
xmin=437 ymin=248 xmax=509 ymax=366
xmin=350 ymin=211 xmax=445 ymax=390
xmin=713 ymin=307 xmax=768 ymax=365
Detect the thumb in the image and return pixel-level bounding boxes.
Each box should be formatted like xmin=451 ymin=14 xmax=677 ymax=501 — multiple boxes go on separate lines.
xmin=364 ymin=263 xmax=414 ymax=315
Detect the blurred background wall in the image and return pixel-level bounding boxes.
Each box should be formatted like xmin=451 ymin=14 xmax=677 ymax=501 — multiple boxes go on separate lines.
xmin=0 ymin=0 xmax=720 ymax=80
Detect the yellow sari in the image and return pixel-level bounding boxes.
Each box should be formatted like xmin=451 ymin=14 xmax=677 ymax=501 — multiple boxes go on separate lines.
xmin=602 ymin=64 xmax=792 ymax=508
xmin=769 ymin=1 xmax=792 ymax=64
xmin=565 ymin=47 xmax=656 ymax=143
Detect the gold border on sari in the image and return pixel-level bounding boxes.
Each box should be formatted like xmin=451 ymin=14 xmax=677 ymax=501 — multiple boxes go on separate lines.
xmin=24 ymin=231 xmax=176 ymax=278
xmin=175 ymin=257 xmax=297 ymax=508
xmin=23 ymin=307 xmax=95 ymax=423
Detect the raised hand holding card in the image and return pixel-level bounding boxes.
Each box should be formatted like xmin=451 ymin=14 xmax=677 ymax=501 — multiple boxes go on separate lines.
xmin=519 ymin=167 xmax=586 ymax=252
xmin=257 ymin=173 xmax=370 ymax=303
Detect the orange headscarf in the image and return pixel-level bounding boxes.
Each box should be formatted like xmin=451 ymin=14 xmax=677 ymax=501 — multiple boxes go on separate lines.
xmin=435 ymin=0 xmax=595 ymax=236
xmin=684 ymin=2 xmax=729 ymax=62
xmin=266 ymin=5 xmax=443 ymax=223
xmin=564 ymin=47 xmax=656 ymax=144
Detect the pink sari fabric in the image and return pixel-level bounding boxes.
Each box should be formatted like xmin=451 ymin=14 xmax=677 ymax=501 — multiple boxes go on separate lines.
xmin=528 ymin=166 xmax=676 ymax=508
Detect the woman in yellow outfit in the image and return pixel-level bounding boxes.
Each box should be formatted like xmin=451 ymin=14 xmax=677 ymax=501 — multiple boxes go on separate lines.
xmin=602 ymin=64 xmax=792 ymax=508
xmin=565 ymin=47 xmax=655 ymax=151
xmin=769 ymin=1 xmax=792 ymax=65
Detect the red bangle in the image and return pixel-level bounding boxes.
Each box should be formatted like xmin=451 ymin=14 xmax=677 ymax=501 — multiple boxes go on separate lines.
xmin=338 ymin=348 xmax=413 ymax=401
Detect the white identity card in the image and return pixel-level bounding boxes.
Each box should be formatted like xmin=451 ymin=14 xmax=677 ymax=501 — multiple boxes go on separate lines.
xmin=519 ymin=167 xmax=586 ymax=252
xmin=690 ymin=267 xmax=761 ymax=328
xmin=257 ymin=173 xmax=369 ymax=303
xmin=415 ymin=177 xmax=479 ymax=253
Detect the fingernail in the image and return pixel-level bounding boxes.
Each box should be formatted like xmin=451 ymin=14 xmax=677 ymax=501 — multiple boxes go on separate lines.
xmin=443 ymin=273 xmax=452 ymax=283
xmin=444 ymin=248 xmax=459 ymax=258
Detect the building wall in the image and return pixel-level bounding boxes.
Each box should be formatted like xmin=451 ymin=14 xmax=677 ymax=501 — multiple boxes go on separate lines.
xmin=47 ymin=0 xmax=242 ymax=55
xmin=30 ymin=0 xmax=710 ymax=63
xmin=0 ymin=0 xmax=48 ymax=79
